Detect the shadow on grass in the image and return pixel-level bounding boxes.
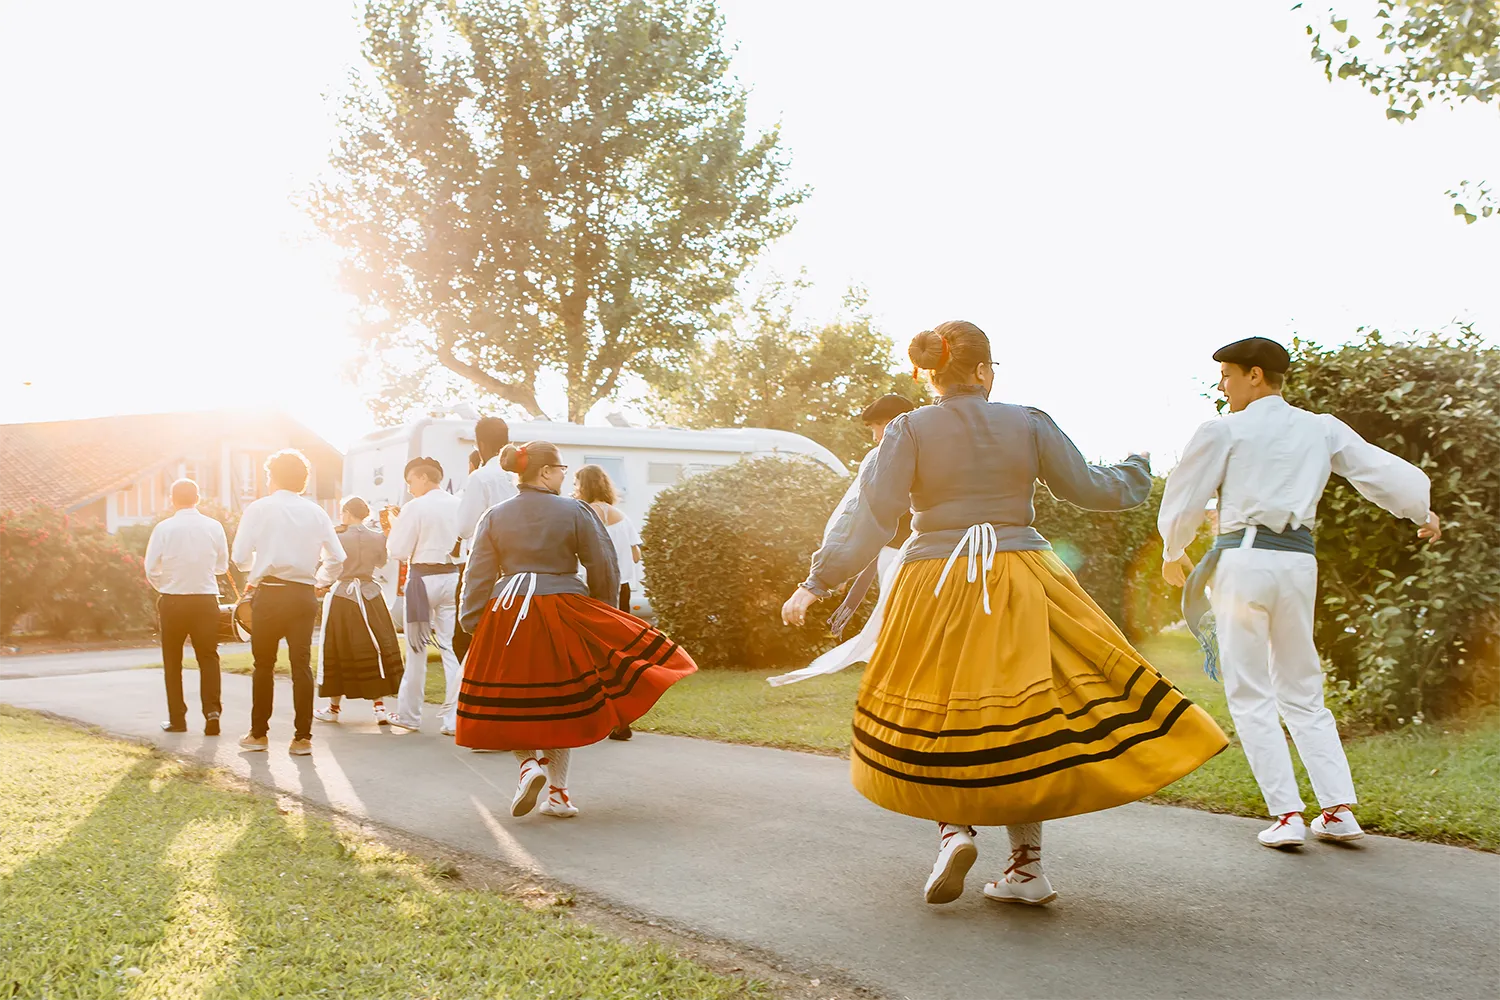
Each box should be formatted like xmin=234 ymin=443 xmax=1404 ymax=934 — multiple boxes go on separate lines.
xmin=0 ymin=711 xmax=759 ymax=999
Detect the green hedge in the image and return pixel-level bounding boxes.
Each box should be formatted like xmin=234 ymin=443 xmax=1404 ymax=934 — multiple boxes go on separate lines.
xmin=641 ymin=456 xmax=1187 ymax=670
xmin=1287 ymin=329 xmax=1500 ymax=725
xmin=642 ymin=457 xmax=865 ymax=671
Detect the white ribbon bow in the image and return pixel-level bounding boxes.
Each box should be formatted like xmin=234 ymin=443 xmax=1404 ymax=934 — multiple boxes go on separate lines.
xmin=933 ymin=523 xmax=999 ymax=615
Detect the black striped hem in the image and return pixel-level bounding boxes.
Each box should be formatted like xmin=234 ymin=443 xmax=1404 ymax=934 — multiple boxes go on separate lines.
xmin=852 ymin=679 xmax=1176 ymax=769
xmin=456 ymin=634 xmax=683 ymax=721
xmin=852 ymin=699 xmax=1192 ymax=789
xmin=856 ymin=666 xmax=1149 ymax=740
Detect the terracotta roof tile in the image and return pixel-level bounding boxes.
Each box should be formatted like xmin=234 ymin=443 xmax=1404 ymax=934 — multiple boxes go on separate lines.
xmin=0 ymin=410 xmax=341 ymax=511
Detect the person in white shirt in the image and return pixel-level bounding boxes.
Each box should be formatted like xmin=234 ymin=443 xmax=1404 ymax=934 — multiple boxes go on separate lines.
xmin=453 ymin=417 xmax=519 ymax=660
xmin=143 ymin=478 xmax=230 ymax=736
xmin=387 ymin=455 xmax=464 ymax=734
xmin=572 ymin=463 xmax=644 ymax=741
xmin=1159 ymin=337 xmax=1441 ymax=849
xmin=231 ymin=450 xmax=346 ymax=756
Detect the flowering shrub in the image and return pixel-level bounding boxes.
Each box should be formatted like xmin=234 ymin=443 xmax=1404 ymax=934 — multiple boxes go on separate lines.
xmin=0 ymin=506 xmax=155 ymax=638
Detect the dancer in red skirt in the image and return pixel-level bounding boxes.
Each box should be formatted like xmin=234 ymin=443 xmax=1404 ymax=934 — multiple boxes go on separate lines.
xmin=456 ymin=440 xmax=697 ymax=819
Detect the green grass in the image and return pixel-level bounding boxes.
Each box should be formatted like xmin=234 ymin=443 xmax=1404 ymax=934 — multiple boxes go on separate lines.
xmin=636 ymin=667 xmax=864 ymax=753
xmin=0 ymin=706 xmax=762 ymax=1000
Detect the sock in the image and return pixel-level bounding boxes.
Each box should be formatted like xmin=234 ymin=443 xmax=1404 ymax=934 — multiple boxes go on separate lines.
xmin=542 ymin=748 xmax=571 ymax=790
xmin=1005 ymin=822 xmax=1043 ymax=882
xmin=513 ymin=750 xmax=537 ymax=767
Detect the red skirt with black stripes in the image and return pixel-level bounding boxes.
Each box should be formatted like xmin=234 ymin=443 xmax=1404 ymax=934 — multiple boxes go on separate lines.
xmin=454 ymin=593 xmax=697 ymax=751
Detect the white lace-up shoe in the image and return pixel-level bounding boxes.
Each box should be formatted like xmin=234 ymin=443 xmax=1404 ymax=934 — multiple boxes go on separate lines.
xmin=538 ymin=786 xmax=579 ymax=819
xmin=924 ymin=824 xmax=978 ymax=904
xmin=1258 ymin=812 xmax=1307 ymax=849
xmin=1311 ymin=806 xmax=1364 ymax=842
xmin=313 ymin=706 xmax=340 ymax=724
xmin=983 ymin=843 xmax=1057 ymax=905
xmin=373 ymin=703 xmax=389 ymax=726
xmin=510 ymin=757 xmax=547 ymax=817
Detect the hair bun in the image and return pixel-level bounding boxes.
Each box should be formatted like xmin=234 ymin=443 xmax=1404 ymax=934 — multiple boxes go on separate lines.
xmin=907 ymin=330 xmax=951 ymax=373
xmin=498 ymin=443 xmax=524 ymax=474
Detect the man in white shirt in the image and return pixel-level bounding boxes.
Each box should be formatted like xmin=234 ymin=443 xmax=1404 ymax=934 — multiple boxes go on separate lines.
xmin=1159 ymin=337 xmax=1441 ymax=849
xmin=231 ymin=450 xmax=346 ymax=756
xmin=453 ymin=417 xmax=518 ymax=661
xmin=144 ymin=478 xmax=230 ymax=735
xmin=387 ymin=455 xmax=464 ymax=734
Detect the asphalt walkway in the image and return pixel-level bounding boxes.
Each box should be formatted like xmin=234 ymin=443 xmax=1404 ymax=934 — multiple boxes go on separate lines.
xmin=2 ymin=666 xmax=1496 ymax=1000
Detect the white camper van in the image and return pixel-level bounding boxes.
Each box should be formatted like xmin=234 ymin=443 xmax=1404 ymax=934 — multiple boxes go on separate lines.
xmin=342 ymin=412 xmax=848 ymax=617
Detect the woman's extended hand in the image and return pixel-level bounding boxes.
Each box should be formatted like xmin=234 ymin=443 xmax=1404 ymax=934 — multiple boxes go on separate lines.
xmin=781 ymin=586 xmax=818 ymax=627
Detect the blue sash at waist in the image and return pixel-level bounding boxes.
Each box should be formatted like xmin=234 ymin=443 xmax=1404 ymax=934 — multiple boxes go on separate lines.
xmin=1183 ymin=526 xmax=1316 ymax=681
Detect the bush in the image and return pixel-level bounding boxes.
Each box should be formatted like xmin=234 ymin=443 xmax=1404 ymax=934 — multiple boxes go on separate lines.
xmin=643 ymin=457 xmax=863 ymax=671
xmin=1286 ymin=328 xmax=1500 ymax=725
xmin=0 ymin=506 xmax=156 ymax=638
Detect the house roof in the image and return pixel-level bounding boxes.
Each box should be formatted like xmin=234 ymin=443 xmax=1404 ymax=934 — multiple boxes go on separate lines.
xmin=0 ymin=410 xmax=342 ymax=511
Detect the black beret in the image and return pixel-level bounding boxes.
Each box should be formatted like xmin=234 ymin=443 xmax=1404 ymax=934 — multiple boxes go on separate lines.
xmin=860 ymin=394 xmax=916 ymax=424
xmin=1213 ymin=337 xmax=1291 ymax=375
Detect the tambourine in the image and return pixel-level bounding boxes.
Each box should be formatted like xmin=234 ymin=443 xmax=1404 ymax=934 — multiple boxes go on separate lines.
xmin=218 ymin=576 xmax=252 ymax=642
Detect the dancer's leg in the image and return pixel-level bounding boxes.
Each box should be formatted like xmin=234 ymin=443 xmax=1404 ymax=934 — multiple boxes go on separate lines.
xmin=923 ymin=821 xmax=977 ymax=904
xmin=984 ymin=822 xmax=1057 ymax=905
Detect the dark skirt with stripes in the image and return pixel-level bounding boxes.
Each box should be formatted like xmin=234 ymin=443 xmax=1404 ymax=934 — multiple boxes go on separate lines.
xmin=318 ymin=593 xmax=404 ymax=700
xmin=455 ymin=593 xmax=697 ymax=751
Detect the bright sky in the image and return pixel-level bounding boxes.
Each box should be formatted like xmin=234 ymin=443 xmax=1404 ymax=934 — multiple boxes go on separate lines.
xmin=3 ymin=1 xmax=1496 ymax=465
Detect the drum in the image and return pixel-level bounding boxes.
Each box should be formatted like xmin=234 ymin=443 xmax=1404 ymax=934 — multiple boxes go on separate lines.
xmin=218 ymin=594 xmax=252 ymax=642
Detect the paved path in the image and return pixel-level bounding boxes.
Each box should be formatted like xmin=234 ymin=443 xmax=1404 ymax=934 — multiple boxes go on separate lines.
xmin=0 ymin=644 xmax=249 ymax=679
xmin=3 ymin=668 xmax=1497 ymax=1000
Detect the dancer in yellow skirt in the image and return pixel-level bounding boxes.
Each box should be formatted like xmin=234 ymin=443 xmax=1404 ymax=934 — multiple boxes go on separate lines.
xmin=782 ymin=320 xmax=1228 ymax=907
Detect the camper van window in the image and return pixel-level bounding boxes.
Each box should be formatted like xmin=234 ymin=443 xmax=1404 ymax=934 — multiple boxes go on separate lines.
xmin=647 ymin=462 xmax=684 ymax=485
xmin=686 ymin=463 xmax=728 ymax=478
xmin=583 ymin=456 xmax=628 ymax=497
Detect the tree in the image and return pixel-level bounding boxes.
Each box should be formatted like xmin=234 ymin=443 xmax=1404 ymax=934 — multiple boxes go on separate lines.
xmin=1305 ymin=2 xmax=1498 ymax=221
xmin=309 ymin=0 xmax=805 ymax=422
xmin=647 ymin=284 xmax=926 ymax=467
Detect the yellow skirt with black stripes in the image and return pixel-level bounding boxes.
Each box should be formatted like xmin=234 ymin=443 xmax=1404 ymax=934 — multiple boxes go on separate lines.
xmin=851 ymin=550 xmax=1228 ymax=826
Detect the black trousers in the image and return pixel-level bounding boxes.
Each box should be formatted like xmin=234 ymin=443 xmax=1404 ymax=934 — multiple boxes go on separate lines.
xmin=249 ymin=581 xmax=318 ymax=741
xmin=453 ymin=562 xmax=473 ymax=663
xmin=619 ymin=583 xmax=631 ymax=613
xmin=158 ymin=594 xmax=221 ymax=724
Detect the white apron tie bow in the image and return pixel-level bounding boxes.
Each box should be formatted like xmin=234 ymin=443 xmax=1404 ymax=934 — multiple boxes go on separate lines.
xmin=493 ymin=572 xmax=539 ymax=645
xmin=934 ymin=523 xmax=999 ymax=615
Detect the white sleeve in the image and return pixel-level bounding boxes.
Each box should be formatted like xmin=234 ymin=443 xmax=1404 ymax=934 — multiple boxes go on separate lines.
xmin=213 ymin=522 xmax=230 ymax=577
xmin=316 ymin=510 xmax=347 ymax=588
xmin=456 ymin=477 xmax=485 ymax=541
xmin=143 ymin=524 xmax=166 ymax=590
xmin=386 ymin=504 xmax=418 ymax=562
xmin=1325 ymin=416 xmax=1431 ymax=524
xmin=1158 ymin=420 xmax=1231 ymax=562
xmin=231 ymin=505 xmax=258 ymax=572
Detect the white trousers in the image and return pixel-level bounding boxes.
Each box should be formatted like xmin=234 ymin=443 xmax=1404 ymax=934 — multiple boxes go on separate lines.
xmin=1210 ymin=548 xmax=1356 ymax=815
xmin=396 ymin=572 xmax=463 ymax=731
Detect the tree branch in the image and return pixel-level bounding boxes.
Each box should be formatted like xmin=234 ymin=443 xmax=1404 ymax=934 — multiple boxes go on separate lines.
xmin=434 ymin=341 xmax=550 ymax=419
